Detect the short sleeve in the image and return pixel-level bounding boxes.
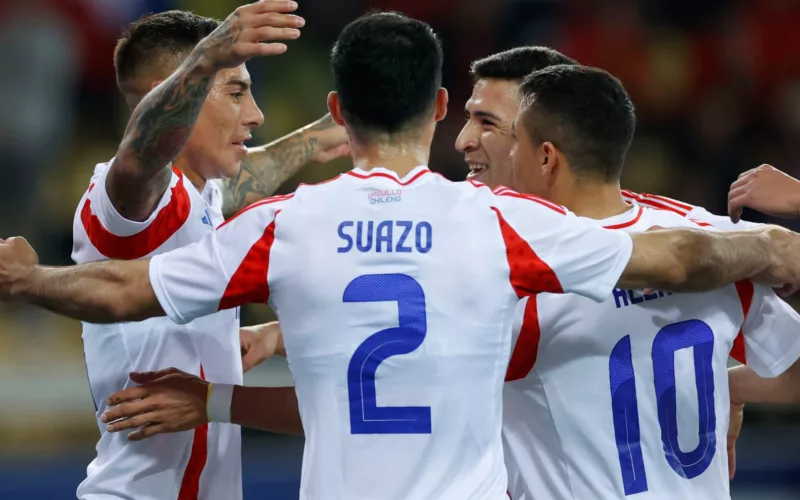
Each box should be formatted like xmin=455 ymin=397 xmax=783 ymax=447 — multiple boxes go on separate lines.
xmin=148 ymin=196 xmax=288 ymax=325
xmin=739 ymin=283 xmax=800 ymax=377
xmin=490 ymin=191 xmax=632 ymax=302
xmin=76 ymin=161 xmax=191 ymax=260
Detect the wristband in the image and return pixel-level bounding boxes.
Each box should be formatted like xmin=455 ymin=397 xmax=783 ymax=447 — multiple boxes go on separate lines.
xmin=206 ymin=383 xmax=234 ymax=423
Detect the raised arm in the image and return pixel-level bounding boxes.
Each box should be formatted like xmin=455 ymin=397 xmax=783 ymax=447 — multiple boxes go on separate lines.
xmin=220 ymin=113 xmax=349 ymax=216
xmin=107 ymin=0 xmax=303 ymax=221
xmin=617 ymin=226 xmax=800 ymax=292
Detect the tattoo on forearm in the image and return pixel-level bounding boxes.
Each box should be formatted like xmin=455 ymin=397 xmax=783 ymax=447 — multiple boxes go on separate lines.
xmin=224 ymin=115 xmax=339 ymax=214
xmin=112 ymin=14 xmax=242 ymax=217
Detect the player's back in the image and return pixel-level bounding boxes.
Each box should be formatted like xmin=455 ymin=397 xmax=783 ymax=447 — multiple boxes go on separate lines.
xmin=72 ymin=162 xmax=242 ymax=500
xmin=228 ymin=166 xmax=625 ymax=500
xmin=268 ymin=167 xmax=518 ymax=499
xmin=502 ymin=205 xmax=800 ymax=500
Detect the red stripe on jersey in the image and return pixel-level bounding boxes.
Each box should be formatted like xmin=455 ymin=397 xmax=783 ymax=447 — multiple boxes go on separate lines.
xmin=493 ymin=190 xmax=567 ymax=215
xmin=219 ymin=216 xmax=277 ymax=310
xmin=81 ymin=169 xmax=191 ymax=259
xmin=345 ymin=169 xmax=431 ymax=185
xmin=219 ymin=194 xmax=293 ymax=229
xmin=638 ymin=192 xmax=693 ymax=211
xmin=690 ymin=219 xmax=712 ymax=227
xmin=603 ymin=206 xmax=644 ymax=230
xmin=621 ymin=191 xmax=690 ymax=216
xmin=505 ymin=296 xmax=541 ymax=381
xmin=491 ymin=207 xmax=563 ymax=296
xmin=178 ymin=365 xmax=209 ymax=500
xmin=731 ymin=280 xmax=755 ymax=364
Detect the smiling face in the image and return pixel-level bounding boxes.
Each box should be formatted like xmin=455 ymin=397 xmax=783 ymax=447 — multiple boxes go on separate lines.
xmin=455 ymin=78 xmax=521 ymax=188
xmin=182 ymin=64 xmax=265 ymax=180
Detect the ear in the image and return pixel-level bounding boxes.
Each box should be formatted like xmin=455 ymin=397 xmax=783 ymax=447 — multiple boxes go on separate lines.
xmin=327 ymin=92 xmax=345 ymax=126
xmin=434 ymin=88 xmax=449 ymax=122
xmin=541 ymin=141 xmax=559 ymax=185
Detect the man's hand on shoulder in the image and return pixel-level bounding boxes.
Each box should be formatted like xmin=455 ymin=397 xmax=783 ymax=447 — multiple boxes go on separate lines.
xmin=729 ymin=164 xmax=800 ymax=222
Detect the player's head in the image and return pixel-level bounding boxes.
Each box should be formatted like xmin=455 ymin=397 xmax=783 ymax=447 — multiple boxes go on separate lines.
xmin=512 ymin=65 xmax=635 ymax=200
xmin=327 ymin=12 xmax=448 ymax=147
xmin=457 ymin=47 xmax=577 ymax=188
xmin=114 ymin=11 xmax=264 ymax=179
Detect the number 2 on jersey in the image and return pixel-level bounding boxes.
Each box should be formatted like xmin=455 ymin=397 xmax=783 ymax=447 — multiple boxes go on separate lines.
xmin=344 ymin=273 xmax=432 ymax=434
xmin=609 ymin=320 xmax=716 ymax=495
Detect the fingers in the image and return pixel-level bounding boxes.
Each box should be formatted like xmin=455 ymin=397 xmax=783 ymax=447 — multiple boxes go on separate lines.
xmin=102 ymin=397 xmax=158 ymax=423
xmin=106 ymin=386 xmax=149 ymax=406
xmin=129 ymin=368 xmax=182 ymax=383
xmin=241 ymin=26 xmax=301 ymax=45
xmin=128 ymin=423 xmax=170 ymax=442
xmin=727 ymin=197 xmax=744 ymax=223
xmin=105 ymin=410 xmax=158 ymax=432
xmin=242 ymin=350 xmax=259 ymax=373
xmin=247 ymin=12 xmax=305 ymax=29
xmin=249 ymin=0 xmax=299 ymax=14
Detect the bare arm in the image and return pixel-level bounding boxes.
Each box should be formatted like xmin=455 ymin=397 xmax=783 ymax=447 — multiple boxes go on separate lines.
xmin=231 ymin=385 xmax=302 ymax=434
xmin=618 ymin=227 xmax=781 ymax=292
xmin=10 ymin=259 xmax=163 ymax=324
xmin=221 ymin=114 xmax=348 ymax=216
xmin=108 ymin=1 xmax=303 ymax=221
xmin=102 ymin=369 xmax=303 ymax=440
xmin=107 ymin=38 xmax=219 ymax=221
xmin=729 ymin=361 xmax=800 ymax=405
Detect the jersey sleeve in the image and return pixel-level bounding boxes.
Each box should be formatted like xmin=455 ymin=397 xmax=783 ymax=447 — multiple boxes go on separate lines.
xmin=148 ymin=196 xmax=290 ymax=325
xmin=75 ymin=161 xmax=192 ymax=260
xmin=738 ymin=283 xmax=800 ymax=377
xmin=490 ymin=191 xmax=632 ymax=302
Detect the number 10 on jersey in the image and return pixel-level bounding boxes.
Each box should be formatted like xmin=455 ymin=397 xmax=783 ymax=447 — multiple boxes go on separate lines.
xmin=344 ymin=273 xmax=432 ymax=434
xmin=609 ymin=320 xmax=717 ymax=495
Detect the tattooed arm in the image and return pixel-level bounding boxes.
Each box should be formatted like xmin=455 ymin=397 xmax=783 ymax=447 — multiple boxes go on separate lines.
xmin=106 ymin=0 xmax=303 ymax=222
xmin=220 ymin=113 xmax=349 ymax=216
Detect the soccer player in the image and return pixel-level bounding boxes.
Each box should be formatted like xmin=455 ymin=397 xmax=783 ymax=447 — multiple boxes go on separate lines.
xmin=500 ymin=64 xmax=800 ymax=500
xmin=3 ymin=11 xmax=800 ymax=500
xmin=70 ymin=3 xmax=324 ymax=499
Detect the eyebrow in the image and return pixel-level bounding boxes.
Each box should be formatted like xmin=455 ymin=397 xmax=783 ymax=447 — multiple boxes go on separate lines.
xmin=468 ymin=109 xmax=503 ymax=122
xmin=225 ymin=79 xmax=251 ymax=91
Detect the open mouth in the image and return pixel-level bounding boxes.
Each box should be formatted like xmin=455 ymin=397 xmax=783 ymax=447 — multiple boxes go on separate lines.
xmin=467 ymin=163 xmax=488 ymax=178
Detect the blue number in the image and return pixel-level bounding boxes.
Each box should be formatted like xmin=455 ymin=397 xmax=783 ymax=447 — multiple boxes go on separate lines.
xmin=609 ymin=320 xmax=717 ymax=495
xmin=610 ymin=335 xmax=648 ymax=495
xmin=344 ymin=273 xmax=431 ymax=434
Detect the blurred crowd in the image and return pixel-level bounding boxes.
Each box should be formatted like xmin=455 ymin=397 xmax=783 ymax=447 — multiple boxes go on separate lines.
xmin=0 ymin=0 xmax=798 ymax=463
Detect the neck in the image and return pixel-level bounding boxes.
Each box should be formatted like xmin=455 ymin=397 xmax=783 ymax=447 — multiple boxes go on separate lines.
xmin=173 ymin=155 xmax=207 ymax=191
xmin=350 ymin=138 xmax=431 ymax=178
xmin=555 ymin=179 xmax=630 ymax=220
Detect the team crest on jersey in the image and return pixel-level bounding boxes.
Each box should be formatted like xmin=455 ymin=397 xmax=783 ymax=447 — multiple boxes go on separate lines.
xmin=368 ymin=189 xmax=402 ymax=204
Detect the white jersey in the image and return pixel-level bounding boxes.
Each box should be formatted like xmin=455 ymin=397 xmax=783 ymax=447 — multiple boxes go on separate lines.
xmin=72 ymin=161 xmax=242 ymax=500
xmin=146 ymin=166 xmax=635 ymax=500
xmin=502 ymin=204 xmax=800 ymax=500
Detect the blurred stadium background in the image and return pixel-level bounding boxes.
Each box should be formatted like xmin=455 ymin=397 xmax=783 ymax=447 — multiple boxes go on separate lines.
xmin=0 ymin=0 xmax=799 ymax=498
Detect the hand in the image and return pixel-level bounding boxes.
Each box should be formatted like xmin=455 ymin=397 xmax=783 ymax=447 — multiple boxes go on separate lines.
xmin=197 ymin=0 xmax=304 ymax=71
xmin=240 ymin=321 xmax=285 ymax=372
xmin=0 ymin=236 xmax=39 ymax=300
xmin=306 ymin=113 xmax=351 ymax=163
xmin=101 ymin=368 xmax=208 ymax=441
xmin=727 ymin=402 xmax=745 ymax=480
xmin=728 ymin=164 xmax=800 ymax=222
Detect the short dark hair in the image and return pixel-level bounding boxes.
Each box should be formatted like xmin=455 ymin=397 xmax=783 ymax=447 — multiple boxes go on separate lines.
xmin=331 ymin=11 xmax=443 ymax=140
xmin=470 ymin=47 xmax=578 ymax=83
xmin=114 ymin=10 xmax=220 ymax=83
xmin=519 ymin=65 xmax=635 ymax=182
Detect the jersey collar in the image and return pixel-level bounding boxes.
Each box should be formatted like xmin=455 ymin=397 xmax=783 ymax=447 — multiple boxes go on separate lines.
xmin=347 ymin=165 xmax=431 ymax=185
xmin=598 ymin=203 xmax=644 ymax=230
